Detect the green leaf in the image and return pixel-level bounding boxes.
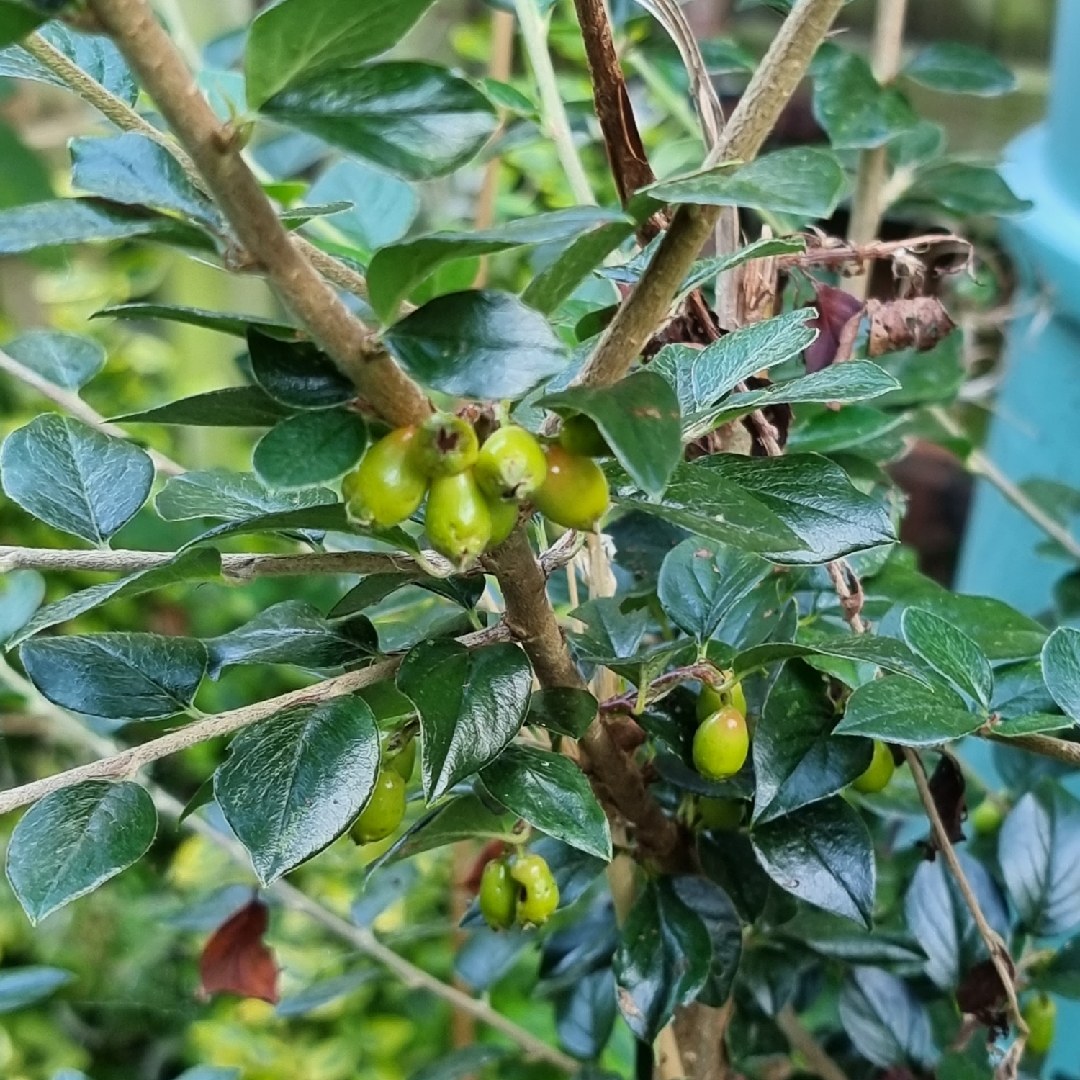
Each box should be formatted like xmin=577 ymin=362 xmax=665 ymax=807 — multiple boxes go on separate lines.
xmin=0 ymin=116 xmax=51 ymax=210
xmin=0 ymin=22 xmax=136 ymax=104
xmin=480 ymin=744 xmax=611 ymax=860
xmin=569 ymin=598 xmax=648 ymax=664
xmin=397 ymin=640 xmax=533 ymax=800
xmin=187 ymin=502 xmax=360 ymax=548
xmin=657 ymin=537 xmax=769 ymax=642
xmin=527 ymin=687 xmax=598 ymax=738
xmin=813 ymin=49 xmax=918 ymax=149
xmin=114 ymin=386 xmax=295 ymax=427
xmin=155 ymin=469 xmax=336 ymax=522
xmin=0 ymin=197 xmax=214 ymax=254
xmin=385 ymin=290 xmax=567 ymax=400
xmin=670 ymin=876 xmax=742 ymax=1007
xmin=253 ymin=409 xmax=367 ymax=490
xmin=1030 ymin=938 xmax=1080 ymax=999
xmin=991 ymin=713 xmax=1073 ymax=737
xmin=375 ymin=794 xmax=520 ymax=868
xmin=276 ymin=969 xmax=378 ymax=1018
xmin=409 ymin=1046 xmax=514 ymax=1080
xmin=215 ymin=697 xmax=380 ymax=884
xmin=734 ymin=636 xmax=930 ymax=685
xmin=369 ymin=207 xmax=626 ymax=322
xmin=245 ymin=0 xmax=436 ymax=107
xmin=674 ymin=236 xmax=806 ymax=300
xmin=901 ymin=608 xmax=992 ymax=708
xmin=93 ymin=302 xmax=296 ymax=339
xmin=0 ymin=1 xmax=44 ymax=48
xmin=554 ymin=968 xmax=617 ymax=1062
xmin=836 ymin=676 xmax=980 ymax=745
xmin=752 ymin=661 xmax=873 ymax=824
xmin=5 ymin=780 xmax=157 ymax=924
xmin=651 ymin=309 xmax=818 ymax=416
xmin=751 ymin=797 xmax=875 ymax=926
xmin=999 ymin=784 xmax=1080 ymax=937
xmin=0 ymin=569 xmax=44 ymax=644
xmin=787 ymin=406 xmax=905 ymax=456
xmin=330 ymin=572 xmax=483 ymax=618
xmin=838 ymin=967 xmax=938 ymax=1068
xmin=902 ymin=162 xmax=1030 ymax=217
xmin=204 ymin=600 xmax=376 ymax=677
xmin=0 ymin=966 xmax=73 ymax=1012
xmin=612 ymin=879 xmax=711 ymax=1041
xmin=7 ymin=547 xmax=221 ymax=647
xmin=0 ymin=415 xmax=154 ymax=544
xmin=542 ymin=371 xmax=682 ymax=498
xmin=904 ymin=43 xmax=1015 ymax=96
xmin=700 ymin=831 xmax=783 ymax=924
xmin=1041 ymin=627 xmax=1080 ymax=723
xmin=647 ymin=147 xmax=846 ymax=218
xmin=248 ymin=327 xmax=355 ymax=409
xmin=19 ymin=632 xmax=207 ymax=720
xmin=2 ymin=330 xmax=104 ymax=389
xmin=70 ymin=133 xmax=219 ymax=231
xmin=261 ymin=62 xmax=498 ymax=181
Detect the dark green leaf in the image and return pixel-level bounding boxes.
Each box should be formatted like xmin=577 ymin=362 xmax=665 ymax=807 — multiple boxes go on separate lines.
xmin=0 ymin=569 xmax=44 ymax=644
xmin=699 ymin=831 xmax=783 ymax=924
xmin=253 ymin=408 xmax=367 ymax=490
xmin=555 ymin=968 xmax=616 ymax=1061
xmin=751 ymin=797 xmax=875 ymax=926
xmin=671 ymin=876 xmax=742 ymax=1006
xmin=838 ymin=967 xmax=938 ymax=1068
xmin=397 ymin=640 xmax=533 ymax=800
xmin=1 ymin=415 xmax=153 ymax=544
xmin=19 ymin=632 xmax=206 ymax=720
xmin=3 ymin=330 xmax=104 ymax=389
xmin=155 ymin=468 xmax=336 ymax=522
xmin=613 ymin=879 xmax=711 ymax=1041
xmin=385 ymin=290 xmax=567 ymax=400
xmin=376 ymin=794 xmax=520 ymax=868
xmin=481 ymin=744 xmax=611 ymax=859
xmin=409 ymin=1045 xmax=513 ymax=1080
xmin=114 ymin=386 xmax=295 ymax=427
xmin=204 ymin=600 xmax=376 ymax=677
xmin=904 ymin=43 xmax=1015 ymax=96
xmin=5 ymin=780 xmax=157 ymax=924
xmin=261 ymin=62 xmax=498 ymax=181
xmin=901 ymin=607 xmax=992 ymax=708
xmin=275 ymin=969 xmax=378 ymax=1018
xmin=93 ymin=302 xmax=296 ymax=339
xmin=542 ymin=371 xmax=681 ymax=498
xmin=1041 ymin=627 xmax=1080 ymax=723
xmin=330 ymin=572 xmax=484 ymax=618
xmin=813 ymin=49 xmax=918 ymax=149
xmin=647 ymin=147 xmax=846 ymax=218
xmin=8 ymin=547 xmax=221 ymax=647
xmin=248 ymin=327 xmax=355 ymax=409
xmin=991 ymin=713 xmax=1073 ymax=737
xmin=0 ymin=966 xmax=73 ymax=1012
xmin=70 ymin=133 xmax=219 ymax=230
xmin=999 ymin=785 xmax=1080 ymax=937
xmin=369 ymin=207 xmax=625 ymax=322
xmin=245 ymin=0 xmax=437 ymax=107
xmin=653 ymin=751 xmax=754 ymax=799
xmin=186 ymin=501 xmax=360 ymax=548
xmin=658 ymin=537 xmax=770 ymax=642
xmin=734 ymin=636 xmax=930 ymax=685
xmin=752 ymin=661 xmax=872 ymax=824
xmin=215 ymin=697 xmax=380 ymax=884
xmin=0 ymin=2 xmax=44 ymax=49
xmin=902 ymin=163 xmax=1030 ymax=217
xmin=527 ymin=687 xmax=598 ymax=738
xmin=673 ymin=236 xmax=806 ymax=300
xmin=569 ymin=597 xmax=648 ymax=664
xmin=1030 ymin=938 xmax=1080 ymax=999
xmin=836 ymin=676 xmax=980 ymax=745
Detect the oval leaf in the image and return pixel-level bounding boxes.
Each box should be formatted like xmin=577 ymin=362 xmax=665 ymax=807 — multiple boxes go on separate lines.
xmin=155 ymin=468 xmax=336 ymax=522
xmin=253 ymin=409 xmax=367 ymax=490
xmin=901 ymin=607 xmax=992 ymax=707
xmin=838 ymin=966 xmax=938 ymax=1068
xmin=0 ymin=966 xmax=74 ymax=1012
xmin=247 ymin=327 xmax=355 ymax=409
xmin=904 ymin=43 xmax=1015 ymax=96
xmin=836 ymin=675 xmax=980 ymax=745
xmin=3 ymin=330 xmax=104 ymax=389
xmin=1041 ymin=626 xmax=1080 ymax=723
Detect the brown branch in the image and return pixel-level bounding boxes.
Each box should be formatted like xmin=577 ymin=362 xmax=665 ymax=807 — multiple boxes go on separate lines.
xmin=577 ymin=0 xmax=847 ymax=388
xmin=81 ymin=0 xmax=430 ymax=428
xmin=980 ymin=730 xmax=1080 ymax=767
xmin=778 ymin=233 xmax=972 ymax=271
xmin=775 ymin=1005 xmax=852 ymax=1080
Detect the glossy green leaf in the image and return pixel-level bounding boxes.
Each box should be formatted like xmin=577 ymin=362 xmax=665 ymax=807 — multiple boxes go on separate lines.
xmin=115 ymin=386 xmax=294 ymax=427
xmin=186 ymin=501 xmax=358 ymax=548
xmin=245 ymin=0 xmax=436 ymax=107
xmin=838 ymin=967 xmax=938 ymax=1068
xmin=397 ymin=640 xmax=533 ymax=800
xmin=3 ymin=330 xmax=104 ymax=389
xmin=0 ymin=966 xmax=73 ymax=1012
xmin=5 ymin=780 xmax=157 ymax=924
xmin=1041 ymin=627 xmax=1080 ymax=723
xmin=836 ymin=676 xmax=980 ymax=745
xmin=670 ymin=876 xmax=742 ymax=1006
xmin=555 ymin=968 xmax=616 ymax=1061
xmin=902 ymin=163 xmax=1030 ymax=217
xmin=261 ymin=62 xmax=498 ymax=181
xmin=253 ymin=408 xmax=367 ymax=490
xmin=699 ymin=831 xmax=785 ymax=924
xmin=330 ymin=572 xmax=484 ymax=618
xmin=991 ymin=713 xmax=1073 ymax=736
xmin=734 ymin=636 xmax=929 ymax=685
xmin=904 ymin=43 xmax=1015 ymax=96
xmin=385 ymin=290 xmax=567 ymax=400
xmin=648 ymin=147 xmax=845 ymax=218
xmin=901 ymin=607 xmax=992 ymax=708
xmin=70 ymin=133 xmax=219 ymax=230
xmin=8 ymin=547 xmax=221 ymax=647
xmin=999 ymin=784 xmax=1080 ymax=937
xmin=93 ymin=302 xmax=295 ymax=339
xmin=542 ymin=371 xmax=681 ymax=498
xmin=19 ymin=632 xmax=207 ymax=720
xmin=657 ymin=537 xmax=769 ymax=642
xmin=481 ymin=744 xmax=611 ymax=860
xmin=376 ymin=794 xmax=519 ymax=868
xmin=751 ymin=797 xmax=875 ymax=926
xmin=569 ymin=598 xmax=648 ymax=664
xmin=787 ymin=406 xmax=905 ymax=456
xmin=0 ymin=569 xmax=44 ymax=644
xmin=0 ymin=415 xmax=154 ymax=544
xmin=204 ymin=600 xmax=376 ymax=677
xmin=752 ymin=661 xmax=873 ymax=824
xmin=613 ymin=878 xmax=711 ymax=1041
xmin=155 ymin=469 xmax=336 ymax=522
xmin=248 ymin=327 xmax=355 ymax=409
xmin=527 ymin=687 xmax=598 ymax=738
xmin=369 ymin=207 xmax=625 ymax=321
xmin=215 ymin=697 xmax=380 ymax=884
xmin=813 ymin=49 xmax=918 ymax=149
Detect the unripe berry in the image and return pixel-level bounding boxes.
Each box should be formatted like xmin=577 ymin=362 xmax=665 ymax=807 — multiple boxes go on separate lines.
xmin=511 ymin=852 xmax=559 ymax=926
xmin=425 ymin=471 xmax=492 ymax=567
xmin=351 ymin=769 xmax=406 ymax=844
xmin=851 ymin=740 xmax=895 ymax=795
xmin=692 ymin=706 xmax=749 ymax=781
xmin=531 ymin=445 xmax=609 ymax=531
xmin=412 ymin=413 xmax=479 ymax=478
xmin=342 ymin=427 xmax=427 ymax=529
xmin=479 ymin=858 xmax=516 ymax=930
xmin=474 ymin=425 xmax=547 ymax=501
xmin=1024 ymin=993 xmax=1056 ymax=1056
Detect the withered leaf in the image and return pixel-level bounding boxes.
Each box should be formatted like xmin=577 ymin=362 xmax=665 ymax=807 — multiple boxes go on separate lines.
xmin=199 ymin=898 xmax=279 ymax=1004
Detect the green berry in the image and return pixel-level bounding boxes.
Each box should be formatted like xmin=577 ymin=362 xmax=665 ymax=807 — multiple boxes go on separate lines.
xmin=851 ymin=740 xmax=895 ymax=795
xmin=511 ymin=853 xmax=559 ymax=926
xmin=474 ymin=425 xmax=547 ymax=501
xmin=412 ymin=413 xmax=480 ymax=478
xmin=698 ymin=797 xmax=744 ymax=831
xmin=479 ymin=858 xmax=516 ymax=930
xmin=692 ymin=706 xmax=749 ymax=781
xmin=351 ymin=769 xmax=406 ymax=844
xmin=559 ymin=414 xmax=611 ymax=457
xmin=1024 ymin=993 xmax=1056 ymax=1056
xmin=342 ymin=427 xmax=428 ymax=529
xmin=425 ymin=470 xmax=492 ymax=567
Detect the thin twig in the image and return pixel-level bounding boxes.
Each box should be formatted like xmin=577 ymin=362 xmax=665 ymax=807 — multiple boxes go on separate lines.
xmin=779 ymin=233 xmax=972 ymax=270
xmin=776 ymin=1004 xmax=853 ymax=1080
xmin=0 ymin=346 xmax=184 ymax=476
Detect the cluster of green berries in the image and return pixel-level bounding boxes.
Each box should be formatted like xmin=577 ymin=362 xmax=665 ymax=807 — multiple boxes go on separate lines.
xmin=340 ymin=412 xmax=612 ymax=567
xmin=479 ymin=851 xmax=560 ymax=930
xmin=349 ymin=740 xmax=415 ymax=845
